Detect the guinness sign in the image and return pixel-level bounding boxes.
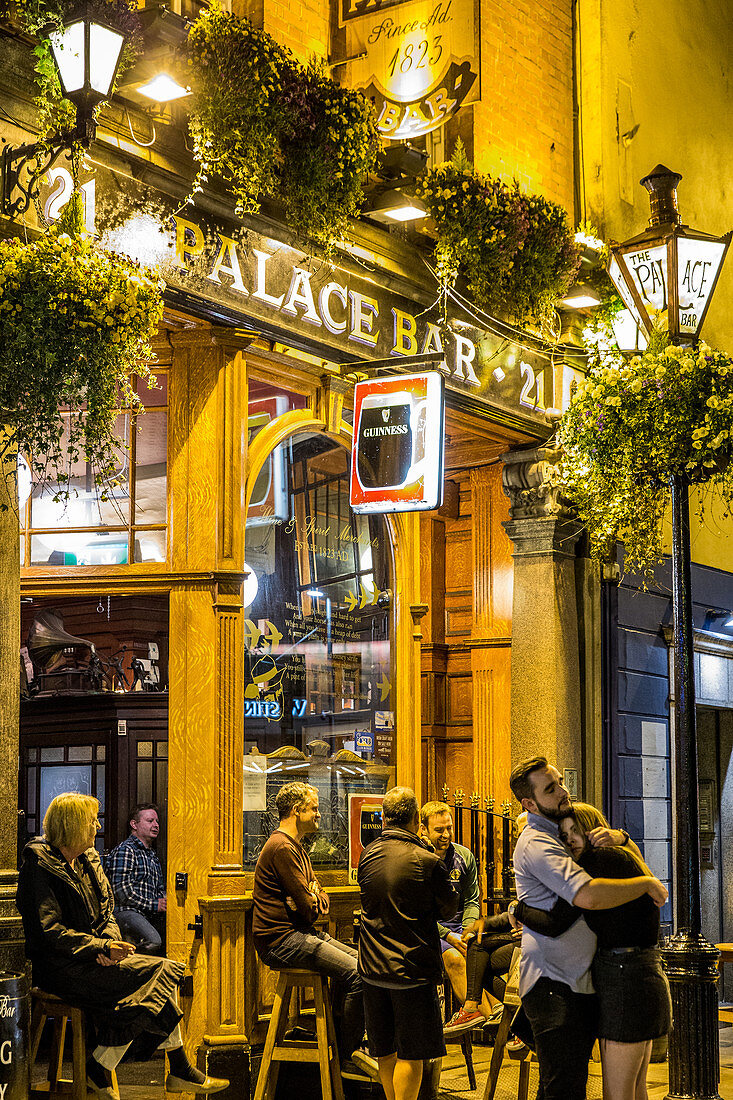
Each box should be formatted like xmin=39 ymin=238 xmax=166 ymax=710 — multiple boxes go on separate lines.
xmin=350 ymin=372 xmax=445 ymax=513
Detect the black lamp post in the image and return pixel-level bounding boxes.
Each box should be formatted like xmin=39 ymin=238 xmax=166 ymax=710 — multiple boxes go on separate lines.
xmin=607 ymin=168 xmax=731 ymax=1100
xmin=1 ymin=5 xmax=126 ymax=217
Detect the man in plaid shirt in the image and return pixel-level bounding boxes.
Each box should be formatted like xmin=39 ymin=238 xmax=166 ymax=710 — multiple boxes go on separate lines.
xmin=106 ymin=803 xmax=166 ymax=954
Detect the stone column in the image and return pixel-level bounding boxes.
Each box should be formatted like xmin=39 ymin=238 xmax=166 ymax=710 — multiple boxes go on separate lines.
xmin=0 ymin=453 xmax=22 ymax=972
xmin=502 ymin=445 xmax=584 ymax=774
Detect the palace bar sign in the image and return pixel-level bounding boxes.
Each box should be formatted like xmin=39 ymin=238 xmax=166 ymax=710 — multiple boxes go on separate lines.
xmin=340 ymin=0 xmax=479 ymax=138
xmin=350 ymin=372 xmax=445 ymax=512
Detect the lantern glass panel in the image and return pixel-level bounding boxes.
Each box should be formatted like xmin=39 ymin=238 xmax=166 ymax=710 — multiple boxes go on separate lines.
xmin=49 ymin=20 xmax=85 ymax=95
xmin=623 ymin=244 xmax=669 ymax=326
xmin=89 ymin=23 xmax=125 ymax=96
xmin=677 ymin=238 xmax=727 ymax=337
xmin=608 ymin=254 xmax=646 ymax=332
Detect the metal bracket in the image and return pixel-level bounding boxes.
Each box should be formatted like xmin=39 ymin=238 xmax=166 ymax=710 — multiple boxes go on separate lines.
xmin=1 ymin=114 xmax=95 ymax=219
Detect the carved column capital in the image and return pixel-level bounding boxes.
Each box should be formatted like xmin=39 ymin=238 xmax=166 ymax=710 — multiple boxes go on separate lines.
xmin=501 ymin=445 xmax=582 ymax=559
xmin=317 ymin=373 xmax=351 ymax=435
xmin=501 ymin=444 xmax=573 ymax=521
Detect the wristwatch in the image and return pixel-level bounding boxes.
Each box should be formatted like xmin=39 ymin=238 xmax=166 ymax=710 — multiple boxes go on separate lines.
xmin=508 ymin=900 xmax=519 ymax=918
xmin=619 ymin=829 xmax=630 ymax=846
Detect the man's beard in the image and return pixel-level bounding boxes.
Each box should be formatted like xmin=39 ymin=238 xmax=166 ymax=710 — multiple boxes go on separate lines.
xmin=534 ymin=795 xmax=572 ymax=822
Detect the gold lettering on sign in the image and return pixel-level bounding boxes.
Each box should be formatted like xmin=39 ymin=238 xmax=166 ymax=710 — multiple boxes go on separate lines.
xmin=174 ymin=216 xmax=205 ymax=269
xmin=208 ymin=234 xmax=248 ymax=295
xmin=392 ymin=308 xmax=418 ymax=355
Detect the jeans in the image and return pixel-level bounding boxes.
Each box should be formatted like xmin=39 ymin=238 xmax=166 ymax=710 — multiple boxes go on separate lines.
xmin=522 ymin=978 xmax=598 ymax=1100
xmin=260 ymin=930 xmax=364 ymax=1058
xmin=116 ymin=908 xmax=164 ymax=954
xmin=465 ymin=935 xmax=515 ymax=1002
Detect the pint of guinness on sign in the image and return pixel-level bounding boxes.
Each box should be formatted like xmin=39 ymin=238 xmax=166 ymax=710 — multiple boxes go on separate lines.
xmin=350 ymin=372 xmax=445 ymax=513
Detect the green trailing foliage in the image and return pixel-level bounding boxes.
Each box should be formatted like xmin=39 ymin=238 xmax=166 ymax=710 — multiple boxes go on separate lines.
xmin=186 ymin=5 xmax=380 ymax=253
xmin=416 ymin=140 xmax=580 ymax=332
xmin=557 ymin=333 xmax=733 ymax=580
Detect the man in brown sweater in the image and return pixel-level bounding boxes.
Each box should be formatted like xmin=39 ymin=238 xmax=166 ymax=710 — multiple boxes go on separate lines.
xmin=253 ymin=781 xmax=377 ymax=1079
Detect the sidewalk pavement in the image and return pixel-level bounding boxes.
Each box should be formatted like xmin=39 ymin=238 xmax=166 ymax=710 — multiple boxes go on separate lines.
xmin=439 ymin=1021 xmax=733 ymax=1100
xmin=50 ymin=1022 xmax=733 ymax=1098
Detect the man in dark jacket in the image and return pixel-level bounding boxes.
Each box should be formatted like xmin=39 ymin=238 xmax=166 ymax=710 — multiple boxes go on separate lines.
xmin=357 ymin=786 xmax=458 ymax=1100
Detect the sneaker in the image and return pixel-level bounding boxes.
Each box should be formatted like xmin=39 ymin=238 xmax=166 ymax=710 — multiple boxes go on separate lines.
xmin=86 ymin=1056 xmax=120 ymax=1100
xmin=166 ymin=1071 xmax=229 ymax=1094
xmin=506 ymin=1037 xmax=528 ymax=1057
xmin=486 ymin=1003 xmax=504 ymax=1024
xmin=347 ymin=1050 xmax=380 ymax=1080
xmin=443 ymin=1008 xmax=485 ymax=1036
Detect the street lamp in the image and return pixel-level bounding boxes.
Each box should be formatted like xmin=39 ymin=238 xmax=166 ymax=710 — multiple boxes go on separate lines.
xmin=608 ymin=167 xmax=730 ymax=1100
xmin=1 ymin=5 xmax=126 ymax=217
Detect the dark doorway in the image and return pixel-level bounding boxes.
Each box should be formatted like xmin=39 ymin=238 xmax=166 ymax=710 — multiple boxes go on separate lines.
xmin=697 ymin=705 xmax=733 ymax=1003
xmin=19 ymin=595 xmax=169 ymax=862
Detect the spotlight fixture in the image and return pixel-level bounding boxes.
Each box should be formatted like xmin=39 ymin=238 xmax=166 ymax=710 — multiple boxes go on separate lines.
xmin=365 ymin=189 xmax=428 ymax=224
xmin=136 ymin=73 xmax=191 ymax=102
xmin=557 ymin=283 xmax=601 ymax=310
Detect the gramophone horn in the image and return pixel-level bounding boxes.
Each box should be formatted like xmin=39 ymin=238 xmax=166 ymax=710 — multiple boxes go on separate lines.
xmin=27 ymin=609 xmax=95 ymax=670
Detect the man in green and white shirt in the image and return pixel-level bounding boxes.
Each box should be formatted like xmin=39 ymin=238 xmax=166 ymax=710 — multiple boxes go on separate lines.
xmin=420 ymin=801 xmax=482 ymax=1012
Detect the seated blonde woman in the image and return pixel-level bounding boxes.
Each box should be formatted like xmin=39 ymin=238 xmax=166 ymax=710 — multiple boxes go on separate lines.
xmin=16 ymin=792 xmax=228 ymax=1100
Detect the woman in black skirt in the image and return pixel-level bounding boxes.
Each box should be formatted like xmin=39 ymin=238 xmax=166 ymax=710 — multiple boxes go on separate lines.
xmin=558 ymin=803 xmax=671 ymax=1100
xmin=16 ymin=792 xmax=228 ymax=1100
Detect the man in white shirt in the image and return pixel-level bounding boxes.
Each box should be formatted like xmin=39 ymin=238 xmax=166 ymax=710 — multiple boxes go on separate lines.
xmin=510 ymin=756 xmax=667 ymax=1100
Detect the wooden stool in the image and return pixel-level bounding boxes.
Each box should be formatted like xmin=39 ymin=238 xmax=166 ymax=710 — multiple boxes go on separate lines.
xmin=29 ymin=989 xmax=118 ymax=1100
xmin=253 ymin=969 xmax=345 ymax=1100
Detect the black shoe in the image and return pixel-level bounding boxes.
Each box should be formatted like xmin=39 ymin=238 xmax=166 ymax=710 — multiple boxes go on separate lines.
xmin=86 ymin=1056 xmax=120 ymax=1100
xmin=347 ymin=1050 xmax=380 ymax=1080
xmin=283 ymin=1025 xmax=316 ymax=1042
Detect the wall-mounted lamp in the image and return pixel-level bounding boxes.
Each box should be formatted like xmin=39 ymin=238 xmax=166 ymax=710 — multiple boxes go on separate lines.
xmin=1 ymin=6 xmax=126 ymax=218
xmin=365 ymin=189 xmax=428 ymax=224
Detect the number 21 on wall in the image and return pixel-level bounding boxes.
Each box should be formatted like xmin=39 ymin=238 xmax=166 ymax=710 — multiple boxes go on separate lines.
xmin=519 ymin=361 xmax=546 ymax=411
xmin=44 ymin=167 xmax=96 ymax=233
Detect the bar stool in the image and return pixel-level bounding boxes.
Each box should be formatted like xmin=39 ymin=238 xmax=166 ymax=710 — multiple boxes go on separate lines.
xmin=29 ymin=988 xmax=118 ymax=1100
xmin=253 ymin=969 xmax=345 ymax=1100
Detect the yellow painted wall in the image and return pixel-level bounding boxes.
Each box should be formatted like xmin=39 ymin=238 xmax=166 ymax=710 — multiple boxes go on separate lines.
xmin=578 ymin=0 xmax=733 ymax=568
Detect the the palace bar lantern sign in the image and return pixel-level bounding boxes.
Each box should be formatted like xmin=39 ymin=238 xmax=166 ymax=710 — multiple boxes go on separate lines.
xmin=607 ymin=164 xmax=730 ymax=345
xmin=1 ymin=5 xmax=126 ymax=217
xmin=609 ymin=164 xmax=731 ymax=1100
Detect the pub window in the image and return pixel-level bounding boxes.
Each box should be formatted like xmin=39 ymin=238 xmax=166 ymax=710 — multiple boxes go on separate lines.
xmin=243 ymin=430 xmax=393 ymax=872
xmin=22 ymin=372 xmax=168 ymax=567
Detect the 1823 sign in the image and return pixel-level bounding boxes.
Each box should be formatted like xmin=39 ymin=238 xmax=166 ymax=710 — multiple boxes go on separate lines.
xmin=340 ymin=0 xmax=479 ymax=138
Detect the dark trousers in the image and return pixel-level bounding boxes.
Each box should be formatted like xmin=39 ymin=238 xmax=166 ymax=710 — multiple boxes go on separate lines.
xmin=260 ymin=930 xmax=364 ymax=1059
xmin=522 ymin=978 xmax=598 ymax=1100
xmin=465 ymin=934 xmax=516 ymax=1002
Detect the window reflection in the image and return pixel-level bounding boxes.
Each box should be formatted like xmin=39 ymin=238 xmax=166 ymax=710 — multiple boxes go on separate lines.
xmin=243 ymin=431 xmax=393 ymax=870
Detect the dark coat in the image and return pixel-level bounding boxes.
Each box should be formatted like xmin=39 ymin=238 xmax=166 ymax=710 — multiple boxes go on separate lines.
xmin=357 ymin=826 xmax=459 ymax=984
xmin=16 ymin=839 xmax=183 ymax=1049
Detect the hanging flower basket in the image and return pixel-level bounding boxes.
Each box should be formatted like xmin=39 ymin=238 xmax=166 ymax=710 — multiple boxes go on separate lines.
xmin=0 ymin=193 xmax=164 ymax=497
xmin=557 ymin=337 xmax=733 ymax=578
xmin=187 ymin=6 xmax=379 ymax=252
xmin=415 ymin=144 xmax=580 ymax=332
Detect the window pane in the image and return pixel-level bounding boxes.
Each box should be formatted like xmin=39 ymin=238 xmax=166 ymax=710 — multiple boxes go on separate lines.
xmin=68 ymin=746 xmax=93 ymax=762
xmin=31 ymin=531 xmax=129 ymax=566
xmin=40 ymin=764 xmax=92 ymax=823
xmin=135 ymin=410 xmax=167 ymax=525
xmin=30 ymin=415 xmax=130 ymax=530
xmin=138 ymin=373 xmax=168 ymax=407
xmin=96 ymin=767 xmax=106 ymax=811
xmin=40 ymin=748 xmax=64 ymax=763
xmin=133 ymin=530 xmax=166 ymax=563
xmin=138 ymin=741 xmax=153 ymax=758
xmin=138 ymin=761 xmax=153 ymax=803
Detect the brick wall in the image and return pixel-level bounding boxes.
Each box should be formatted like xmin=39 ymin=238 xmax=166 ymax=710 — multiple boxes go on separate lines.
xmin=234 ymin=0 xmax=330 ymax=62
xmin=472 ymin=0 xmax=575 ymax=214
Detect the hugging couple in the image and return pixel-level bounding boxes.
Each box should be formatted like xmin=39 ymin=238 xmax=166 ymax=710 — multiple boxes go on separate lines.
xmin=451 ymin=756 xmax=670 ymax=1100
